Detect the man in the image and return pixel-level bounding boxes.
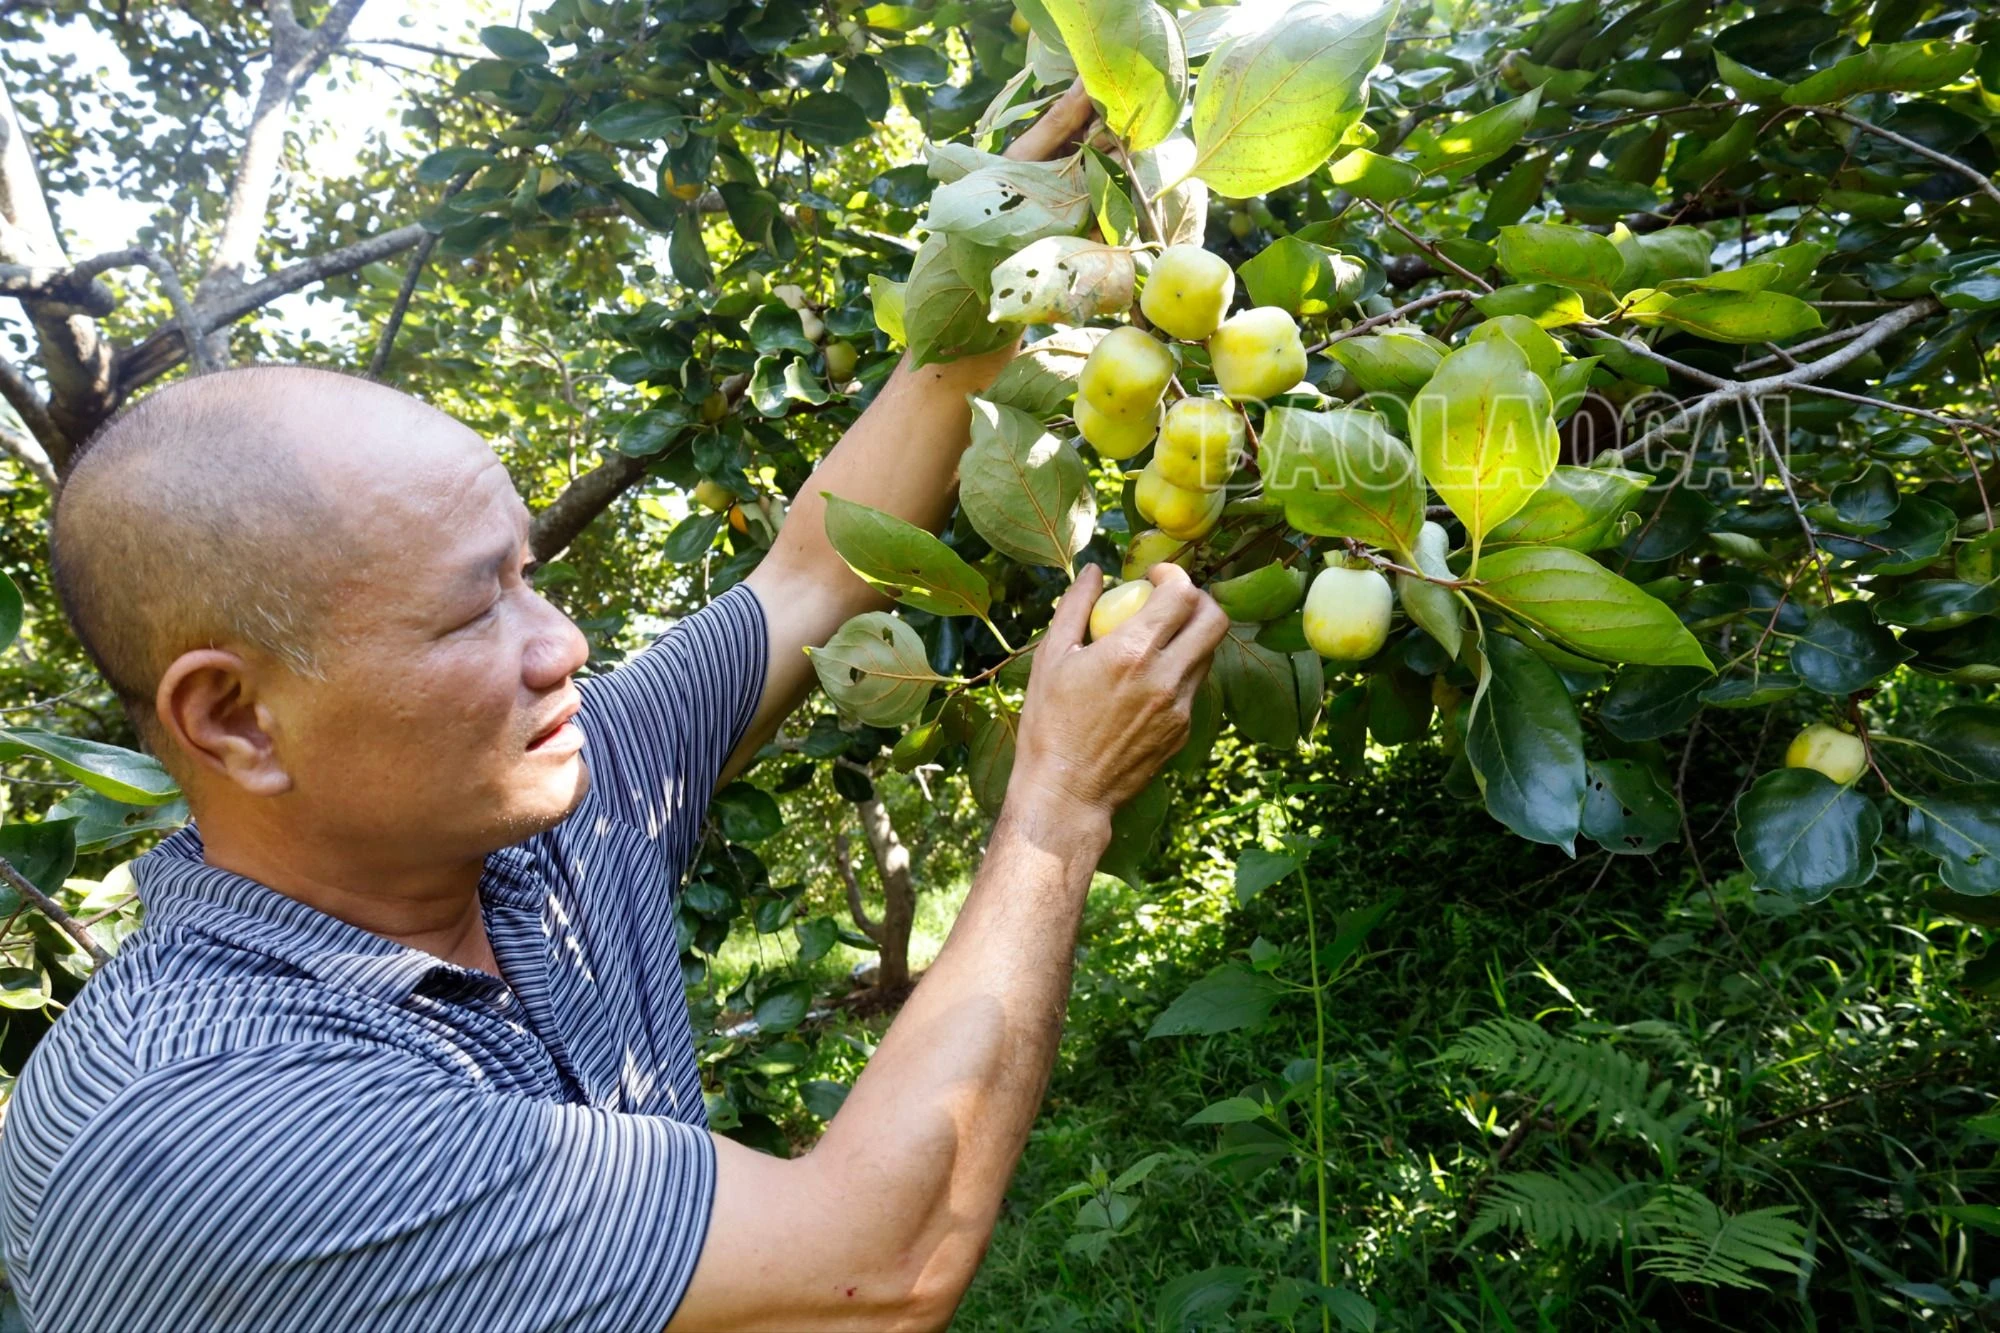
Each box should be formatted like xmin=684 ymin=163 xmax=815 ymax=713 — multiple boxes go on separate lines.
xmin=0 ymin=84 xmax=1228 ymax=1332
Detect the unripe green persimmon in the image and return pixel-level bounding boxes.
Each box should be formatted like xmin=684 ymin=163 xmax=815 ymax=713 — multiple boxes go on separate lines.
xmin=1208 ymin=306 xmax=1307 ymax=402
xmin=1075 ymin=394 xmax=1161 ymax=460
xmin=1155 ymin=397 xmax=1245 ymax=492
xmin=1089 ymin=579 xmax=1153 ymax=641
xmin=823 ymin=340 xmax=858 ymax=380
xmin=1078 ymin=326 xmax=1175 ymax=419
xmin=699 ymin=391 xmax=729 ymax=424
xmin=1140 ymin=244 xmax=1237 ymax=342
xmin=1785 ymin=723 xmax=1868 ymax=786
xmin=1134 ymin=461 xmax=1224 ymax=541
xmin=1122 ymin=528 xmax=1186 ymax=581
xmin=694 ymin=479 xmax=734 ymax=512
xmin=1303 ymin=564 xmax=1394 ymax=660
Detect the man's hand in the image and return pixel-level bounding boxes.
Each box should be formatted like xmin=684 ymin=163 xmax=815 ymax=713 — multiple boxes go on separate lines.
xmin=1012 ymin=564 xmax=1230 ymax=820
xmin=1002 ymin=80 xmax=1096 ymax=164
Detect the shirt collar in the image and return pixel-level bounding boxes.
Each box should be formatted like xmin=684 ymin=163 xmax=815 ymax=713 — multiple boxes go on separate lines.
xmin=133 ymin=822 xmax=542 ymax=1005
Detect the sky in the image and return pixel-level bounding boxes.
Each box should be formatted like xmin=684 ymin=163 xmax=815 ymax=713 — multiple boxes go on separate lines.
xmin=20 ymin=0 xmax=515 ymax=348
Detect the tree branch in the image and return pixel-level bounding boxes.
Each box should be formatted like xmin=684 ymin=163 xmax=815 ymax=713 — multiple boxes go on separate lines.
xmin=119 ymin=223 xmax=426 ymax=394
xmin=1601 ymin=299 xmax=1942 ymax=467
xmin=833 ymin=833 xmax=884 ymax=942
xmin=200 ymin=0 xmax=372 ymax=318
xmin=1304 ymin=289 xmax=1478 ymax=355
xmin=0 ymin=352 xmax=61 ymax=460
xmin=0 ymin=854 xmax=111 ymax=966
xmin=529 ymin=371 xmax=752 ymax=560
xmin=74 ymin=248 xmax=214 ymax=374
xmin=0 ymin=262 xmax=116 ymax=316
xmin=0 ymin=418 xmax=55 ymax=488
xmin=1821 ymin=107 xmax=2000 ymax=211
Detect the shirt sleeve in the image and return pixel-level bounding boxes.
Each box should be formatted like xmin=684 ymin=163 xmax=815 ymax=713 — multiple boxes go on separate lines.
xmin=571 ymin=582 xmax=768 ymax=853
xmin=21 ymin=1043 xmax=717 ymax=1333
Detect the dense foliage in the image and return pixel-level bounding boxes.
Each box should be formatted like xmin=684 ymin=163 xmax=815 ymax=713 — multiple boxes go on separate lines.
xmin=1 ymin=0 xmax=1998 ymax=1325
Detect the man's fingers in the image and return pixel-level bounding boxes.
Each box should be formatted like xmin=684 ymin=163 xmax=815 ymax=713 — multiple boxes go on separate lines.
xmin=1162 ymin=595 xmax=1231 ymax=668
xmin=1003 ymin=80 xmax=1095 ymax=162
xmin=1042 ymin=564 xmax=1102 ymax=658
xmin=1124 ymin=561 xmax=1202 ymax=646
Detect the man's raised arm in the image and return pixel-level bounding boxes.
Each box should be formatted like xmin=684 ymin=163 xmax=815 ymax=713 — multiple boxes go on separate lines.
xmin=728 ymin=83 xmax=1096 ymax=781
xmin=672 ymin=563 xmax=1229 ymax=1331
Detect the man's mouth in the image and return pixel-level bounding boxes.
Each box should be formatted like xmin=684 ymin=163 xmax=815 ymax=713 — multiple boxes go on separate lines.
xmin=528 ymin=701 xmax=583 ymax=751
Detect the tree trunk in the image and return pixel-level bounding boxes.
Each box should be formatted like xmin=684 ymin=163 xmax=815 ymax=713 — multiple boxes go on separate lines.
xmin=855 ymin=795 xmax=915 ymax=990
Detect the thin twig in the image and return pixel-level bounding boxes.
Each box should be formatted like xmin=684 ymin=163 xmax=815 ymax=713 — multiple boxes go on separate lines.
xmin=0 ymin=854 xmax=110 ymax=966
xmin=1304 ymin=289 xmax=1479 ymax=355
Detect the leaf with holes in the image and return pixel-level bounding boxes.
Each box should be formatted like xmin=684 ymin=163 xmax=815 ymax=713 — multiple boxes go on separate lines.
xmin=988 ymin=236 xmax=1136 ymax=326
xmin=962 ymin=398 xmax=1094 ymax=569
xmin=807 ymin=614 xmax=947 ymax=726
xmin=1582 ymin=758 xmax=1682 ymax=855
xmin=924 ymin=157 xmax=1090 ymax=247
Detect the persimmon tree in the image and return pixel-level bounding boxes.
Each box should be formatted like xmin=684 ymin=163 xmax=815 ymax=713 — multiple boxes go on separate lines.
xmin=1 ymin=0 xmax=1998 ymax=1180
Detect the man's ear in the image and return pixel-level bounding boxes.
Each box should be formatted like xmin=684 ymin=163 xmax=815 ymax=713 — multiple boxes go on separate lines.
xmin=155 ymin=649 xmax=294 ymax=798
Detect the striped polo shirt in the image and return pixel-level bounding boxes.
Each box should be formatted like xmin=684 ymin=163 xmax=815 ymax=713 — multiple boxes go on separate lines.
xmin=0 ymin=583 xmax=768 ymax=1332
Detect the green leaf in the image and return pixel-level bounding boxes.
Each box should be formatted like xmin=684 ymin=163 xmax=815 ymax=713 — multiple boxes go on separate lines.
xmin=0 ymin=967 xmax=47 ymax=1011
xmin=778 ymin=90 xmax=874 ymax=148
xmin=1496 ymin=223 xmax=1624 ymax=296
xmin=1634 ymin=291 xmax=1822 ymax=344
xmin=962 ymin=399 xmax=1095 ymax=570
xmin=1487 ymin=467 xmax=1650 ymax=551
xmin=1905 ymin=787 xmax=2000 ymax=895
xmin=1328 ymin=147 xmax=1421 ymax=202
xmin=984 ymin=327 xmax=1107 ymax=417
xmin=668 ymin=207 xmax=712 ymax=289
xmin=1471 ymin=546 xmax=1711 ymax=668
xmin=1262 ymin=407 xmax=1423 ymax=552
xmin=967 ymin=705 xmax=1018 ymax=816
xmin=753 ymin=979 xmax=813 ymax=1032
xmin=877 ymin=44 xmax=950 ymax=84
xmin=1411 ymin=339 xmax=1560 ymax=556
xmin=903 ymin=234 xmax=1016 ymax=365
xmin=822 ymin=495 xmax=991 ymax=620
xmin=0 ymin=729 xmax=178 ymax=805
xmin=869 ymin=274 xmax=907 ymax=345
xmin=1214 ymin=629 xmax=1301 ymax=749
xmin=615 ymin=406 xmax=693 ymax=457
xmin=1396 ymin=520 xmax=1463 ymax=659
xmin=713 ymin=783 xmax=784 ymax=842
xmin=1610 ymin=225 xmax=1711 ymax=294
xmin=1784 ymin=39 xmax=1981 ymax=104
xmin=1083 ymin=148 xmax=1140 ymax=247
xmin=1185 ymin=1095 xmax=1271 ymax=1126
xmin=1915 ymin=706 xmax=2000 ymax=783
xmin=1146 ymin=963 xmax=1286 ymax=1037
xmin=1872 ymin=580 xmax=2000 ymax=630
xmin=479 ymin=24 xmax=549 ymax=63
xmin=415 ymin=146 xmax=495 ymax=185
xmin=807 ymin=613 xmax=947 ymax=726
xmin=1409 ymin=87 xmax=1543 ymax=178
xmin=1326 ymin=332 xmax=1443 ymax=395
xmin=794 ymin=915 xmax=840 ymax=964
xmin=1467 ymin=634 xmax=1587 ymax=853
xmin=1238 ymin=236 xmax=1366 ymax=317
xmin=746 ymin=302 xmax=817 ymax=356
xmin=1189 ymin=0 xmax=1394 ymax=195
xmin=1043 ymin=0 xmax=1187 ymax=152
xmin=1790 ymin=601 xmax=1912 ymax=695
xmin=1233 ymin=847 xmax=1303 ymax=904
xmin=1100 ymin=778 xmax=1169 ymax=887
xmin=0 ymin=570 xmax=19 ymax=654
xmin=590 ymin=100 xmax=684 ymax=144
xmin=0 ymin=819 xmax=76 ymax=910
xmin=44 ymin=788 xmax=186 ymax=854
xmin=1735 ymin=769 xmax=1881 ymax=899
xmin=1209 ymin=561 xmax=1308 ymax=623
xmin=1599 ymin=665 xmax=1710 ymax=741
xmin=1474 ymin=283 xmax=1588 ymax=329
xmin=1155 ymin=1266 xmax=1256 ymax=1332
xmin=665 ymin=512 xmax=725 ymax=564
xmin=925 ymin=158 xmax=1089 ymax=247
xmin=1582 ymin=758 xmax=1681 ymax=855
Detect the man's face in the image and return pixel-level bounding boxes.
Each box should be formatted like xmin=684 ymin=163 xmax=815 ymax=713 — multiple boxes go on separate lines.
xmin=267 ymin=411 xmax=592 ymax=864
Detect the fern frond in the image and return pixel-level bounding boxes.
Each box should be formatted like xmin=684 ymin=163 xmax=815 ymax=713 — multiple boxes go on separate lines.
xmin=1636 ymin=1187 xmax=1813 ymax=1290
xmin=1442 ymin=1018 xmax=1692 ymax=1153
xmin=1465 ymin=1165 xmax=1651 ymax=1252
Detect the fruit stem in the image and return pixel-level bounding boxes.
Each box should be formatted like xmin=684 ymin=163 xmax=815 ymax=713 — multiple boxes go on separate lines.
xmin=1295 ymin=862 xmax=1332 ymax=1331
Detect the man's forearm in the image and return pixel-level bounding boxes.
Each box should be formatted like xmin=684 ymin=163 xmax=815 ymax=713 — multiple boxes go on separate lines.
xmin=807 ymin=790 xmax=1109 ymax=1310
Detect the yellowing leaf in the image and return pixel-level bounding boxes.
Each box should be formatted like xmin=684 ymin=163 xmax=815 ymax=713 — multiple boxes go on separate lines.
xmin=1042 ymin=0 xmax=1187 ymax=152
xmin=988 ymin=236 xmax=1137 ymax=325
xmin=1410 ymin=339 xmax=1559 ymax=559
xmin=1188 ymin=0 xmax=1397 ymax=198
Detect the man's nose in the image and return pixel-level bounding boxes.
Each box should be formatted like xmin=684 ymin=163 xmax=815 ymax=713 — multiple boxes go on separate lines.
xmin=525 ymin=594 xmax=590 ymax=688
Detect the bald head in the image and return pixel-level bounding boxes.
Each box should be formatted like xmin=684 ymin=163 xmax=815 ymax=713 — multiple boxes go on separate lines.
xmin=51 ymin=365 xmax=480 ymax=754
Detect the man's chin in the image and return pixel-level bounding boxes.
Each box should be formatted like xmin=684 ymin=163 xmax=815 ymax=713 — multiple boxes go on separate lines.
xmin=491 ymin=754 xmax=592 ymax=846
